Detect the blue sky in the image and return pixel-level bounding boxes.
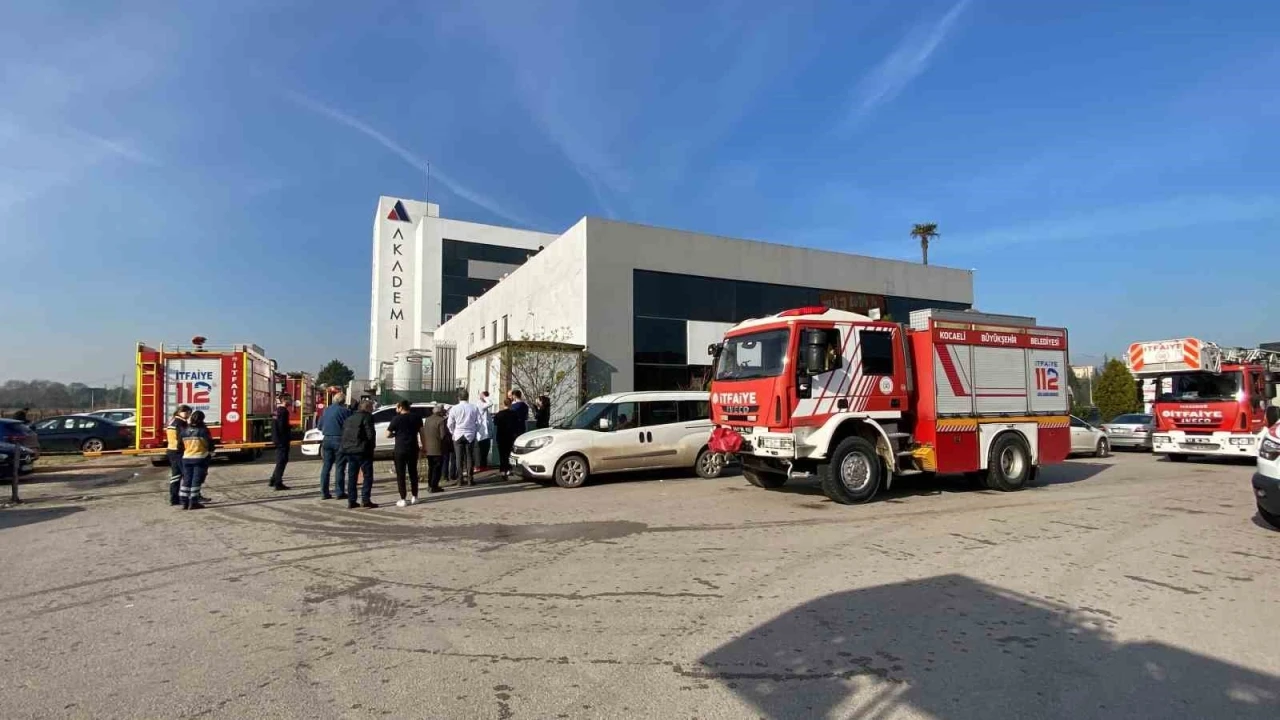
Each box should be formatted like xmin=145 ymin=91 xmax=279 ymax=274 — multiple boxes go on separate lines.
xmin=2 ymin=0 xmax=1277 ymax=382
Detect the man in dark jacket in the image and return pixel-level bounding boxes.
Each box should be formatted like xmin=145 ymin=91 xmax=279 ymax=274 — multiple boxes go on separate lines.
xmin=267 ymin=395 xmax=292 ymax=490
xmin=510 ymin=389 xmax=530 ymax=430
xmin=423 ymin=404 xmax=449 ymax=493
xmin=317 ymin=391 xmax=352 ymax=500
xmin=340 ymin=399 xmax=378 ymax=509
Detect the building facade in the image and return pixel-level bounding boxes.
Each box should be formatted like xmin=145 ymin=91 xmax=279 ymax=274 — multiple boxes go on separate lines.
xmin=369 ymin=196 xmax=558 ymax=380
xmin=430 ymin=216 xmax=975 ymax=397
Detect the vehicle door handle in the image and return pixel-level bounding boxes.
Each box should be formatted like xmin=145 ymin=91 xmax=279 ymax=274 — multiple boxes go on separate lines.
xmin=646 ymin=432 xmax=653 ymax=443
xmin=638 ymin=432 xmax=645 ymax=443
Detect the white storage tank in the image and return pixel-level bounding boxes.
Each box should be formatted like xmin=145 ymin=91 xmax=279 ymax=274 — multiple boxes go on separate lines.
xmin=391 ymin=353 xmax=424 ymax=391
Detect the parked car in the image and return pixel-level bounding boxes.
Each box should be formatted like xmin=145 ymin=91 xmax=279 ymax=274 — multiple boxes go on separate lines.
xmin=31 ymin=415 xmax=133 ymax=453
xmin=87 ymin=408 xmax=136 ymax=426
xmin=511 ymin=391 xmax=723 ymax=488
xmin=1069 ymin=415 xmax=1110 ymax=457
xmin=1100 ymin=413 xmax=1154 ymax=450
xmin=1254 ymin=424 xmax=1280 ymax=530
xmin=0 ymin=418 xmax=40 ymax=463
xmin=0 ymin=440 xmax=37 ymax=476
xmin=300 ymin=403 xmax=442 ymax=457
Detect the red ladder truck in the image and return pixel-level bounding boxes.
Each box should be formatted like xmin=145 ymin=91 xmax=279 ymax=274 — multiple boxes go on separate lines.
xmin=708 ymin=307 xmax=1071 ymax=504
xmin=273 ymin=371 xmax=319 ymax=434
xmin=135 ymin=339 xmax=276 ymax=462
xmin=1127 ymin=338 xmax=1280 ymax=460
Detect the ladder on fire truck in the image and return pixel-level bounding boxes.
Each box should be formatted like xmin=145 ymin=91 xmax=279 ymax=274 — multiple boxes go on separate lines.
xmin=138 ymin=358 xmax=160 ymax=443
xmin=1214 ymin=343 xmax=1280 ymax=372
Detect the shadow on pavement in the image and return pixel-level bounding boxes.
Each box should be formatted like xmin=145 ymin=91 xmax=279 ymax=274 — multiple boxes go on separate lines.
xmin=1032 ymin=461 xmax=1110 ymax=486
xmin=0 ymin=505 xmax=84 ymax=531
xmin=698 ymin=574 xmax=1280 ymax=719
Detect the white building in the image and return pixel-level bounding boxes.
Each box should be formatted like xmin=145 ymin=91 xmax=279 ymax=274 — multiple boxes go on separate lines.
xmin=369 ymin=196 xmax=557 ymax=381
xmin=427 ymin=215 xmax=975 ymax=398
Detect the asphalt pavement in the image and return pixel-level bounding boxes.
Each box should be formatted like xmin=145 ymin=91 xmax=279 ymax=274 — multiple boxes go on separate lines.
xmin=1 ymin=451 xmax=1277 ymax=719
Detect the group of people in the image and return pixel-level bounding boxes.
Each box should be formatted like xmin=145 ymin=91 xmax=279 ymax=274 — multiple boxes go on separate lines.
xmin=161 ymin=387 xmax=552 ymax=510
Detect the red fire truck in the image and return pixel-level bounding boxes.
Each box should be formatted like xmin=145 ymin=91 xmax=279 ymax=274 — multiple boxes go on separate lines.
xmin=708 ymin=307 xmax=1071 ymax=504
xmin=1127 ymin=338 xmax=1280 ymax=460
xmin=136 ymin=340 xmax=276 ymax=461
xmin=274 ymin=371 xmax=319 ymax=434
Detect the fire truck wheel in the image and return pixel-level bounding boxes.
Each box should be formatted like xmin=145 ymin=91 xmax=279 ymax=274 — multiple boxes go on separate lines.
xmin=743 ymin=468 xmax=786 ymax=489
xmin=986 ymin=433 xmax=1031 ymax=492
xmin=820 ymin=436 xmax=882 ymax=505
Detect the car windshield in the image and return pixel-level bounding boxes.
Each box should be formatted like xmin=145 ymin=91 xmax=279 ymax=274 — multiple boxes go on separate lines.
xmin=559 ymin=402 xmax=610 ymax=430
xmin=1158 ymin=372 xmax=1241 ymax=403
xmin=1111 ymin=414 xmax=1151 ymax=424
xmin=714 ymin=329 xmax=790 ymax=381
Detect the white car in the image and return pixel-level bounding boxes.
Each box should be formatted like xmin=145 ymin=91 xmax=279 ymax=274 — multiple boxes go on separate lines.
xmin=301 ymin=403 xmax=444 ymax=456
xmin=1069 ymin=415 xmax=1110 ymax=457
xmin=88 ymin=408 xmax=136 ymax=426
xmin=511 ymin=391 xmax=724 ymax=488
xmin=1254 ymin=424 xmax=1280 ymax=529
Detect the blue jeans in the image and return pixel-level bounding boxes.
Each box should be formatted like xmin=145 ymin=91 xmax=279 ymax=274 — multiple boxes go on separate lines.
xmin=346 ymin=456 xmax=374 ymax=504
xmin=319 ymin=438 xmax=347 ymax=497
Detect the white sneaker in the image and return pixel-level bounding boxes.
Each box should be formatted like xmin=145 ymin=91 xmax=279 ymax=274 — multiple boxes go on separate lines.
xmin=409 ymin=495 xmax=418 ymax=505
xmin=395 ymin=499 xmax=407 ymax=508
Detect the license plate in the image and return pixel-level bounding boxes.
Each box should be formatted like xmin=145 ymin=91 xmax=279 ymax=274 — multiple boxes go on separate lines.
xmin=1110 ymin=428 xmax=1128 ymax=434
xmin=1185 ymin=438 xmax=1214 ymax=445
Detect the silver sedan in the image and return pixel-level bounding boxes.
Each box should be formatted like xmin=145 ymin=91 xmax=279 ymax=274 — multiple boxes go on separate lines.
xmin=1100 ymin=413 xmax=1154 ymax=450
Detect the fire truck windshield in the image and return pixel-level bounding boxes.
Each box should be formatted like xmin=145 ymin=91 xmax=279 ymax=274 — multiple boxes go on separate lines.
xmin=1158 ymin=371 xmax=1242 ymax=403
xmin=714 ymin=329 xmax=790 ymax=381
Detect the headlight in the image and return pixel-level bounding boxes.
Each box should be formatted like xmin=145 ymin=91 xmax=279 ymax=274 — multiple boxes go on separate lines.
xmin=1229 ymin=437 xmax=1256 ymax=447
xmin=522 ymin=435 xmax=554 ymax=450
xmin=758 ymin=436 xmax=794 ymax=451
xmin=1153 ymin=435 xmax=1170 ymax=444
xmin=1258 ymin=438 xmax=1279 ymax=460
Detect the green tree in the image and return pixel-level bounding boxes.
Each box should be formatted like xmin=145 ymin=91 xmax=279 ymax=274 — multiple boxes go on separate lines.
xmin=1093 ymin=358 xmax=1139 ymax=422
xmin=317 ymin=359 xmax=355 ymax=389
xmin=910 ymin=223 xmax=940 ymax=265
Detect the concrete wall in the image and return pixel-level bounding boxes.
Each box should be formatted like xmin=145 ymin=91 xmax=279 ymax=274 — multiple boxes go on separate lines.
xmin=582 ymin=217 xmax=975 ymax=392
xmin=433 ymin=219 xmax=589 ymax=390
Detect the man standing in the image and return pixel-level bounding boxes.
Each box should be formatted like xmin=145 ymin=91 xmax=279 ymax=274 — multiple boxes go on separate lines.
xmin=475 ymin=391 xmax=494 ymax=472
xmin=164 ymin=404 xmax=192 ymax=506
xmin=13 ymin=407 xmax=29 ymax=423
xmin=387 ymin=401 xmax=427 ymax=507
xmin=510 ymin=389 xmax=530 ymax=430
xmin=447 ymin=390 xmax=482 ymax=486
xmin=267 ymin=395 xmax=292 ymax=491
xmin=341 ymin=399 xmax=379 ymax=508
xmin=317 ymin=391 xmax=351 ymax=500
xmin=423 ymin=404 xmax=449 ymax=493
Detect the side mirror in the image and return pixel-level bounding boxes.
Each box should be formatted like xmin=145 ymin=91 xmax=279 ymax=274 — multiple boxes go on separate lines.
xmin=801 ymin=328 xmax=838 ymax=376
xmin=707 ymin=343 xmax=722 ymax=358
xmin=598 ymin=417 xmax=611 ymax=431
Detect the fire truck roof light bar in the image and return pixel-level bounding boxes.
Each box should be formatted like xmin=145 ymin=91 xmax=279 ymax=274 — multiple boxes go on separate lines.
xmin=777 ymin=306 xmax=830 ymax=317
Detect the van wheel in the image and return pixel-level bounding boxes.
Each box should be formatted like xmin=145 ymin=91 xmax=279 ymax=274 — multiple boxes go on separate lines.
xmin=554 ymin=454 xmax=590 ymax=488
xmin=986 ymin=433 xmax=1031 ymax=491
xmin=695 ymin=448 xmax=725 ymax=479
xmin=820 ymin=436 xmax=882 ymax=504
xmin=744 ymin=469 xmax=786 ymax=489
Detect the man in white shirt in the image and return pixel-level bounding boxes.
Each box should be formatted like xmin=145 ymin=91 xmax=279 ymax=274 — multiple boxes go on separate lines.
xmin=447 ymin=389 xmax=482 ymax=486
xmin=475 ymin=391 xmax=494 ymax=472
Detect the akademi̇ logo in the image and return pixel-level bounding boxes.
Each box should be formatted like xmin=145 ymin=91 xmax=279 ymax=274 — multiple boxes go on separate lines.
xmin=386 ymin=200 xmax=410 ymax=222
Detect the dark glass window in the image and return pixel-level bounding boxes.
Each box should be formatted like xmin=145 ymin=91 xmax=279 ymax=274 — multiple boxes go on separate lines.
xmin=679 ymin=400 xmax=710 ymax=421
xmin=860 ymin=330 xmax=895 ymax=375
xmin=439 ymin=239 xmax=538 ymax=323
xmin=635 ymin=365 xmax=698 ymax=392
xmin=639 ymin=401 xmax=679 ymax=427
xmin=634 ymin=317 xmax=686 ymax=365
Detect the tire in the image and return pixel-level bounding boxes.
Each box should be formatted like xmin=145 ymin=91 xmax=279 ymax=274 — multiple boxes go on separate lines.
xmin=81 ymin=437 xmax=105 ymax=453
xmin=985 ymin=433 xmax=1031 ymax=492
xmin=694 ymin=448 xmax=725 ymax=479
xmin=1259 ymin=505 xmax=1280 ymax=530
xmin=553 ymin=454 xmax=590 ymax=489
xmin=1095 ymin=437 xmax=1110 ymax=458
xmin=1166 ymin=454 xmax=1188 ymax=463
xmin=819 ymin=436 xmax=883 ymax=505
xmin=743 ymin=468 xmax=787 ymax=489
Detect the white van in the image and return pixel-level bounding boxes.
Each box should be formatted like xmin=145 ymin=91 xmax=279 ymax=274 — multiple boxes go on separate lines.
xmin=511 ymin=391 xmax=724 ymax=488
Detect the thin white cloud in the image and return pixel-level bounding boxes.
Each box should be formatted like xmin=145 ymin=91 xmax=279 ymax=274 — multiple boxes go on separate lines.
xmin=846 ymin=0 xmax=972 ymax=124
xmin=285 ymin=91 xmax=539 ymax=228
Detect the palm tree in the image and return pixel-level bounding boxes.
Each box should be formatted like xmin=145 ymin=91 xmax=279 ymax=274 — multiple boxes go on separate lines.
xmin=910 ymin=223 xmax=940 ymax=265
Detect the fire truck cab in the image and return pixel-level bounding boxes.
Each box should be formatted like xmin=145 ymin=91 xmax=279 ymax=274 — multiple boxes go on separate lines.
xmin=1128 ymin=338 xmax=1280 ymax=460
xmin=710 ymin=307 xmax=1071 ymax=504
